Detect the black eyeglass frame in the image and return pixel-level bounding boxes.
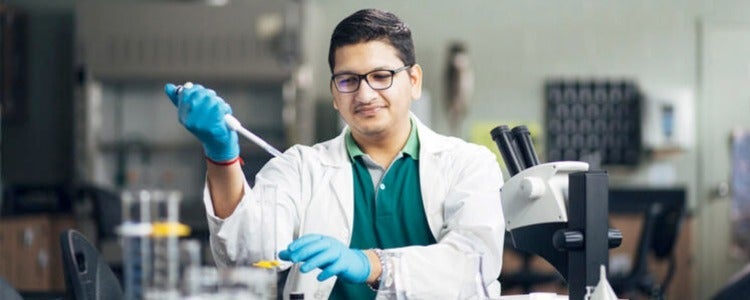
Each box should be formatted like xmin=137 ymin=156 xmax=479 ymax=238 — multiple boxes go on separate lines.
xmin=330 ymin=65 xmax=413 ymax=93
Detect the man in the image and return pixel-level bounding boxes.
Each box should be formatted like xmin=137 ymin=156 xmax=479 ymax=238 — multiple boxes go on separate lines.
xmin=165 ymin=8 xmax=505 ymax=299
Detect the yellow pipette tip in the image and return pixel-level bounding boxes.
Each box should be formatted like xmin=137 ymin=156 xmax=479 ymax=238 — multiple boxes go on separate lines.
xmin=252 ymin=260 xmax=281 ymax=269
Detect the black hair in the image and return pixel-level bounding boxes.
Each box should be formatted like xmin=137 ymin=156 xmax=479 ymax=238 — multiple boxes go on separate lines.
xmin=328 ymin=8 xmax=415 ymax=72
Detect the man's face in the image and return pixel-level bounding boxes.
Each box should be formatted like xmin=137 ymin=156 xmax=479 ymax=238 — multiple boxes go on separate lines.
xmin=331 ymin=40 xmax=422 ymax=140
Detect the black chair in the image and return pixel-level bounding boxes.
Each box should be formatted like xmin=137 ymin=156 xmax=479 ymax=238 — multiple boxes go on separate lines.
xmin=609 ymin=201 xmax=685 ymax=300
xmin=74 ymin=184 xmax=122 ymax=249
xmin=60 ymin=229 xmax=123 ymax=300
xmin=0 ymin=276 xmax=22 ymax=300
xmin=713 ymin=265 xmax=750 ymax=300
xmin=74 ymin=184 xmax=125 ymax=280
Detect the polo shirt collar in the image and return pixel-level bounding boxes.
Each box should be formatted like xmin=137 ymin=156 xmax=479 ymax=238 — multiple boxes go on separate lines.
xmin=345 ymin=118 xmax=420 ymax=161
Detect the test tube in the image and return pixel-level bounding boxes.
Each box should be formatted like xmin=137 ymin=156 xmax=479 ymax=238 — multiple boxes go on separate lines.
xmin=148 ymin=190 xmax=185 ymax=300
xmin=120 ymin=190 xmax=153 ymax=300
xmin=179 ymin=239 xmax=202 ymax=297
xmin=254 ymin=183 xmax=279 ymax=269
xmin=491 ymin=125 xmax=524 ymax=176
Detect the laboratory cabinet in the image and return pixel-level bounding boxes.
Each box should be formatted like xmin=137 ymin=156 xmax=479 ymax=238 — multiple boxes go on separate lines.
xmin=0 ymin=214 xmax=76 ymax=292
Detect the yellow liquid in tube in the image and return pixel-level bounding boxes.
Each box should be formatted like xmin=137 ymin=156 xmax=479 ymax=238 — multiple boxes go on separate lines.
xmin=252 ymin=259 xmax=281 ymax=269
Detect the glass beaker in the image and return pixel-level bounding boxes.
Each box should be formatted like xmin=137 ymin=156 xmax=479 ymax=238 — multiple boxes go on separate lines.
xmin=252 ymin=183 xmax=280 ymax=269
xmin=249 ymin=183 xmax=280 ymax=300
xmin=181 ymin=266 xmax=276 ymax=300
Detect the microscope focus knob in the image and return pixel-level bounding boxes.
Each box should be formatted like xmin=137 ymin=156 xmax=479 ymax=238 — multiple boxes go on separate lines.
xmin=608 ymin=228 xmax=623 ymax=248
xmin=552 ymin=229 xmax=583 ymax=251
xmin=520 ymin=177 xmax=546 ymax=199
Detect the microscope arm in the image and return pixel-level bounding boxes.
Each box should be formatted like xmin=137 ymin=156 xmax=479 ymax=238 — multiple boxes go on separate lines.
xmin=501 ymin=162 xmax=589 ymax=230
xmin=500 ymin=162 xmax=589 ymax=283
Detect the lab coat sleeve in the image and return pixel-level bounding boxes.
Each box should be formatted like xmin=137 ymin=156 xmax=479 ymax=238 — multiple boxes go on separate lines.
xmin=203 ymin=151 xmax=302 ymax=269
xmin=378 ymin=145 xmax=505 ymax=299
xmin=203 ymin=178 xmax=254 ymax=268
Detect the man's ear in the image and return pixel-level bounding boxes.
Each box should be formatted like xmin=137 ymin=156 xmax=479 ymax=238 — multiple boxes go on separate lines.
xmin=331 ymin=81 xmax=340 ymax=110
xmin=409 ymin=64 xmax=423 ymax=100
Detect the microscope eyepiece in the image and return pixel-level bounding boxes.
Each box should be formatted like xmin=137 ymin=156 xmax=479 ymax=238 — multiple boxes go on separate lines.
xmin=511 ymin=125 xmax=540 ymax=167
xmin=491 ymin=125 xmax=524 ymax=176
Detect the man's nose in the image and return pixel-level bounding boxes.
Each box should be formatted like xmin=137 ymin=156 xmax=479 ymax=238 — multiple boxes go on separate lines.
xmin=354 ymin=78 xmax=378 ymax=103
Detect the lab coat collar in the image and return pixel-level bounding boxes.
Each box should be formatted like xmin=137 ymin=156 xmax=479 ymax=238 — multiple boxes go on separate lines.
xmin=411 ymin=113 xmax=453 ymax=156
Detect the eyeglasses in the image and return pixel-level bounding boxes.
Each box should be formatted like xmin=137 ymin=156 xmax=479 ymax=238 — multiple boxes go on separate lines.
xmin=331 ymin=65 xmax=412 ymax=93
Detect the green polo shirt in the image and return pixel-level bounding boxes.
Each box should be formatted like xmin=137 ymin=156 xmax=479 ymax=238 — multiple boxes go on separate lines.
xmin=330 ymin=120 xmax=437 ymax=300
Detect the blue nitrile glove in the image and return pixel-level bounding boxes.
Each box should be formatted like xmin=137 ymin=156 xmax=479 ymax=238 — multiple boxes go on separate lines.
xmin=165 ymin=83 xmax=239 ymax=162
xmin=279 ymin=234 xmax=371 ymax=283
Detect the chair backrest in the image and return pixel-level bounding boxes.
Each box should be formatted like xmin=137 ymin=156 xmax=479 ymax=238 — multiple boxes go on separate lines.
xmin=60 ymin=229 xmax=123 ymax=300
xmin=0 ymin=276 xmax=23 ymax=300
xmin=713 ymin=266 xmax=750 ymax=300
xmin=609 ymin=193 xmax=686 ymax=298
xmin=74 ymin=185 xmax=122 ymax=244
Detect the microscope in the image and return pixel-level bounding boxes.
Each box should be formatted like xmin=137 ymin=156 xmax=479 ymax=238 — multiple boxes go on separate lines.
xmin=491 ymin=125 xmax=623 ymax=300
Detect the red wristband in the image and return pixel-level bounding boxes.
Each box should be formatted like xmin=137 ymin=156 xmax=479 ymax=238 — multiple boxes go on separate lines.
xmin=206 ymin=156 xmax=243 ymax=166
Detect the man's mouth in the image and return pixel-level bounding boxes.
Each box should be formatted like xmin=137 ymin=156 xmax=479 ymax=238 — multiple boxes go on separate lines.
xmin=355 ymin=105 xmax=383 ymax=116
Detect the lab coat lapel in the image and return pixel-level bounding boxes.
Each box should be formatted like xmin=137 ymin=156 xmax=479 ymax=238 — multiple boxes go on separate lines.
xmin=414 ymin=115 xmax=450 ymax=238
xmin=420 ymin=151 xmax=442 ymax=238
xmin=329 ymin=167 xmax=354 ymax=235
xmin=324 ymin=129 xmax=355 ymax=236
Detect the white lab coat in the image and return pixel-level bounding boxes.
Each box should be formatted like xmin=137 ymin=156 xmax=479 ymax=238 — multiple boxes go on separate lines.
xmin=203 ymin=116 xmax=505 ymax=299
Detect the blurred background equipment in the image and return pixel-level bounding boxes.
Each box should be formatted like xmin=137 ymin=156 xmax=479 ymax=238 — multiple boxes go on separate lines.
xmin=74 ymin=0 xmax=308 ymax=192
xmin=444 ymin=41 xmax=474 ymax=136
xmin=545 ymin=80 xmax=642 ymax=167
xmin=115 ymin=188 xmax=277 ymax=299
xmin=641 ymin=88 xmax=694 ymax=152
xmin=0 ymin=5 xmax=28 ymax=125
xmin=731 ymin=129 xmax=750 ymax=259
xmin=118 ymin=189 xmax=189 ymax=300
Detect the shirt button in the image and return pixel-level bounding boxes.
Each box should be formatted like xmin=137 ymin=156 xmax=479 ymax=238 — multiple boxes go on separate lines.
xmin=379 ymin=183 xmax=386 ymax=190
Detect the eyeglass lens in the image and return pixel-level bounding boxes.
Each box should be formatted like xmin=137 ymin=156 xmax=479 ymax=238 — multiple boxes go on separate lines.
xmin=333 ymin=70 xmax=396 ymax=93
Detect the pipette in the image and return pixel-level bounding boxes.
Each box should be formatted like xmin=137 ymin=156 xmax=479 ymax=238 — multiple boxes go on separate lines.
xmin=175 ymin=82 xmax=283 ymax=157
